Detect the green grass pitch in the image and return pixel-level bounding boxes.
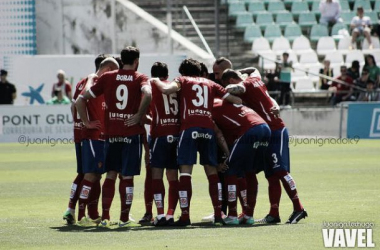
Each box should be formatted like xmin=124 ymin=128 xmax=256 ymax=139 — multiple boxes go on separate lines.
xmin=0 ymin=140 xmax=379 ymax=249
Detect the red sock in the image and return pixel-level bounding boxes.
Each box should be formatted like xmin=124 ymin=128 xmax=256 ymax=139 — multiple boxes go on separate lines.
xmin=101 ymin=178 xmax=116 ymax=221
xmin=245 ymin=172 xmax=258 ymax=217
xmin=78 ymin=179 xmax=94 ymax=221
xmin=167 ymin=180 xmax=179 ymax=216
xmin=225 ymin=175 xmax=238 ymax=217
xmin=267 ymin=175 xmax=281 ymax=217
xmin=237 ymin=177 xmax=248 ymax=214
xmin=277 ymin=171 xmax=303 ymax=212
xmin=207 ymin=174 xmax=222 ymax=219
xmin=68 ymin=174 xmax=84 ymax=210
xmin=152 ymin=179 xmax=165 ymax=215
xmin=178 ymin=175 xmax=192 ymax=221
xmin=119 ymin=178 xmax=134 ymax=222
xmin=144 ymin=164 xmax=153 ymax=215
xmin=87 ymin=179 xmax=101 ymax=219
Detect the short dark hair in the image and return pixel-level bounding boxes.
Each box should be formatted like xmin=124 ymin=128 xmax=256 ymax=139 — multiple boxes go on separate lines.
xmin=221 ymin=69 xmax=241 ymax=83
xmin=283 ymin=52 xmax=289 ymax=57
xmin=200 ymin=62 xmax=209 ymax=77
xmin=94 ymin=54 xmax=110 ymax=72
xmin=121 ymin=46 xmax=140 ymax=65
xmin=0 ymin=69 xmax=8 ymax=76
xmin=114 ymin=56 xmax=123 ymax=69
xmin=151 ymin=62 xmax=169 ymax=78
xmin=178 ymin=58 xmax=201 ymax=76
xmin=340 ymin=65 xmax=347 ymax=70
xmin=351 ymin=60 xmax=360 ymax=69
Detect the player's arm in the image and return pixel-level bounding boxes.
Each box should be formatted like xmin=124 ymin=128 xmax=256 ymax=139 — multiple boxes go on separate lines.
xmin=214 ymin=124 xmax=229 ymax=172
xmin=225 ymin=82 xmax=246 ymax=95
xmin=269 ymin=95 xmax=281 ymax=118
xmin=125 ymin=85 xmax=152 ymax=126
xmin=150 ymin=78 xmax=180 ymax=95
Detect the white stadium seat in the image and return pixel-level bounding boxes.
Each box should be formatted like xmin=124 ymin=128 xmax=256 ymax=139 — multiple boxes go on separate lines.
xmin=292 ymin=36 xmax=313 ymax=56
xmin=362 ymin=36 xmax=380 ymax=54
xmin=291 ymin=63 xmax=308 ymax=83
xmin=294 ymin=78 xmax=315 ymax=91
xmin=316 ymin=36 xmax=336 ymax=56
xmin=272 ymin=36 xmax=292 ymax=56
xmin=338 ymin=36 xmax=352 ymax=55
xmin=308 ymin=65 xmax=322 ymax=83
xmin=345 ymin=50 xmax=365 ymax=67
xmin=252 ymin=37 xmax=272 ymax=55
xmin=324 ymin=51 xmax=345 ymax=66
xmin=299 ymin=51 xmax=321 ymax=69
xmin=258 ymin=51 xmax=277 ymax=70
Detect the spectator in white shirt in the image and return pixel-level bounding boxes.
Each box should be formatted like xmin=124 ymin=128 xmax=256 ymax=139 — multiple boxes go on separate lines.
xmin=350 ymin=6 xmax=372 ymax=49
xmin=319 ymin=0 xmax=342 ymax=26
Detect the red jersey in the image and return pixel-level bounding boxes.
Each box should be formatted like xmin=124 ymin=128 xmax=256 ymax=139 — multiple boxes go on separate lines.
xmin=212 ymin=99 xmax=266 ymax=145
xmin=81 ymin=78 xmax=105 ymax=141
xmin=89 ymin=69 xmax=149 ymax=138
xmin=72 ymin=78 xmax=86 ymax=143
xmin=176 ymin=76 xmax=229 ymax=131
xmin=331 ymin=76 xmax=353 ymax=94
xmin=150 ymin=80 xmax=180 ymax=138
xmin=239 ymin=76 xmax=285 ymax=131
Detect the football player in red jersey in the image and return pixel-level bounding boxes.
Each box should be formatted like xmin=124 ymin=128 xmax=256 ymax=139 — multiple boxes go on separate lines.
xmin=62 ymin=54 xmax=109 ymax=225
xmin=75 ymin=57 xmax=119 ymax=227
xmin=221 ymin=69 xmax=308 ymax=224
xmin=76 ymin=46 xmax=152 ymax=228
xmin=151 ymin=58 xmax=242 ymax=226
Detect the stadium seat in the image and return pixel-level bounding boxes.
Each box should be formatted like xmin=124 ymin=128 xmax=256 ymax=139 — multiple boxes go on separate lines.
xmin=332 ymin=64 xmax=342 ymax=76
xmin=366 ymin=12 xmax=378 ymax=25
xmin=310 ymin=1 xmax=321 ymax=18
xmin=310 ymin=24 xmax=329 ymax=43
xmin=268 ymin=1 xmax=287 ymax=14
xmin=235 ymin=12 xmax=254 ymax=30
xmin=299 ymin=51 xmax=320 ymax=69
xmin=374 ymin=1 xmax=380 ymax=12
xmin=284 ymin=0 xmax=303 ymax=6
xmin=325 ymin=51 xmax=345 ymax=66
xmin=316 ymin=36 xmax=336 ymax=56
xmin=288 ymin=51 xmax=299 ymax=64
xmin=276 ymin=12 xmax=294 ymax=28
xmin=331 ymin=23 xmax=349 ymax=40
xmin=353 ymin=0 xmax=372 ymax=12
xmin=228 ymin=2 xmax=247 ymax=17
xmin=341 ymin=12 xmax=356 ymax=26
xmin=256 ymin=13 xmax=274 ymax=29
xmin=338 ymin=36 xmax=353 ymax=54
xmin=362 ymin=36 xmax=380 ymax=53
xmin=247 ymin=2 xmax=267 ymax=17
xmin=291 ymin=64 xmax=308 ymax=83
xmin=264 ymin=24 xmax=282 ymax=42
xmin=291 ymin=1 xmax=310 ymax=17
xmin=284 ymin=23 xmax=302 ymax=42
xmin=292 ymin=36 xmax=313 ymax=55
xmin=345 ymin=50 xmax=365 ymax=67
xmin=369 ymin=50 xmax=380 ymax=65
xmin=298 ymin=13 xmax=317 ymax=28
xmin=252 ymin=36 xmax=272 ymax=55
xmin=340 ymin=0 xmax=350 ymax=12
xmin=258 ymin=51 xmax=277 ymax=70
xmin=244 ymin=24 xmax=262 ymax=43
xmin=294 ymin=78 xmax=315 ymax=91
xmin=308 ymin=65 xmax=322 ymax=83
xmin=272 ymin=36 xmax=292 ymax=55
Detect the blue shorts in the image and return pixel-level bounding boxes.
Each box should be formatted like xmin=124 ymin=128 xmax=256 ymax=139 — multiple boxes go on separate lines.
xmin=150 ymin=135 xmax=179 ymax=170
xmin=226 ymin=124 xmax=271 ymax=176
xmin=75 ymin=142 xmax=83 ymax=174
xmin=104 ymin=135 xmax=142 ymax=176
xmin=264 ymin=127 xmax=290 ymax=178
xmin=81 ymin=139 xmax=105 ymax=174
xmin=177 ymin=127 xmax=217 ymax=166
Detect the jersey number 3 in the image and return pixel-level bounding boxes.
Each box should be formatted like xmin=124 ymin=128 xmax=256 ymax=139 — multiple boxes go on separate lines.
xmin=192 ymin=85 xmax=209 ymax=108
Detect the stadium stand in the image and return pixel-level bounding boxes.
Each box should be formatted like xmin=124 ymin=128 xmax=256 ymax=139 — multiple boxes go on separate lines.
xmin=272 ymin=36 xmax=292 ymax=55
xmin=264 ymin=24 xmax=283 ymax=42
xmin=276 ymin=12 xmax=294 ymax=28
xmin=267 ymin=1 xmax=287 ymax=14
xmin=290 ymin=1 xmax=310 ymax=18
xmin=298 ymin=13 xmax=317 ymax=28
xmin=310 ymin=24 xmax=329 ymax=43
xmin=325 ymin=51 xmax=345 ymax=66
xmin=316 ymin=36 xmax=337 ymax=56
xmin=244 ymin=24 xmax=262 ymax=43
xmin=256 ymin=12 xmax=275 ymax=29
xmin=248 ymin=2 xmax=267 ymax=17
xmin=284 ymin=23 xmax=302 ymax=42
xmin=292 ymin=36 xmax=313 ymax=55
xmin=252 ymin=36 xmax=272 ymax=55
xmin=236 ymin=12 xmax=254 ymax=30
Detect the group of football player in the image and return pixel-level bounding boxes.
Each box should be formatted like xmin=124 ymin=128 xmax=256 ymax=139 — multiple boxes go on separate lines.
xmin=62 ymin=46 xmax=308 ymax=228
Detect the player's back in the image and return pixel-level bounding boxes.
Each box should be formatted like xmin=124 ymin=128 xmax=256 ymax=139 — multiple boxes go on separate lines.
xmin=150 ymin=80 xmax=180 ymax=138
xmin=72 ymin=78 xmax=87 ymax=143
xmin=240 ymin=76 xmax=285 ymax=131
xmin=212 ymin=98 xmax=266 ymax=145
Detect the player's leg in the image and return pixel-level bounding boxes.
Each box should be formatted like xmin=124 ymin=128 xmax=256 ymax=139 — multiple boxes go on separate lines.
xmin=151 ymin=167 xmax=166 ymax=226
xmin=165 ymin=168 xmax=178 ymax=224
xmin=87 ymin=174 xmax=102 ymax=221
xmin=63 ymin=142 xmax=84 ymax=224
xmin=237 ymin=177 xmax=248 ymax=217
xmin=363 ymin=28 xmax=372 ymax=49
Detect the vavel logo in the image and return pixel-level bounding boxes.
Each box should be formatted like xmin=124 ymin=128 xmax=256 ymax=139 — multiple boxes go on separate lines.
xmin=322 ymin=223 xmax=375 ymax=248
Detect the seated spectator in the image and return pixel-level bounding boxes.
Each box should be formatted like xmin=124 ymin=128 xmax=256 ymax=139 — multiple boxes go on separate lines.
xmin=363 ymin=54 xmax=380 ymax=87
xmin=46 ymin=90 xmax=71 ymax=105
xmin=355 ymin=68 xmax=370 ymax=89
xmin=52 ymin=70 xmax=72 ymax=100
xmin=329 ymin=65 xmax=354 ymax=105
xmin=350 ymin=6 xmax=372 ymax=50
xmin=0 ymin=69 xmax=17 ymax=104
xmin=271 ymin=52 xmax=292 ymax=106
xmin=319 ymin=60 xmax=333 ymax=90
xmin=319 ymin=0 xmax=342 ymax=26
xmin=357 ymin=80 xmax=380 ymax=101
xmin=347 ymin=60 xmax=361 ymax=81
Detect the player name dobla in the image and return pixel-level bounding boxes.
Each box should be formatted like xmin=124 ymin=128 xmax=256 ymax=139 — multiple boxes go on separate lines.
xmin=116 ymin=74 xmax=133 ymax=81
xmin=322 ymin=229 xmax=375 ymax=248
xmin=2 ymin=114 xmax=73 ymax=126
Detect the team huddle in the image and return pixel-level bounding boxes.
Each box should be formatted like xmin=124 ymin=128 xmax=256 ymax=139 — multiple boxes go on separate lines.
xmin=62 ymin=46 xmax=307 ymax=228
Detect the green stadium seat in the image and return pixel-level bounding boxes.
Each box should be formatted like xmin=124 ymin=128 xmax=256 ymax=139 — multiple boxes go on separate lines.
xmin=264 ymin=0 xmax=280 ymax=4
xmin=227 ymin=0 xmax=245 ymax=4
xmin=374 ymin=1 xmax=380 ymax=11
xmin=310 ymin=24 xmax=329 ymax=43
xmin=340 ymin=0 xmax=350 ymax=12
xmin=310 ymin=1 xmax=321 ymax=19
xmin=291 ymin=1 xmax=310 ymax=17
xmin=341 ymin=12 xmax=356 ymax=25
xmin=305 ymin=0 xmax=319 ymax=5
xmin=247 ymin=2 xmax=267 ymax=17
xmin=264 ymin=24 xmax=282 ymax=42
xmin=276 ymin=12 xmax=294 ymax=28
xmin=331 ymin=22 xmax=349 ymax=40
xmin=236 ymin=12 xmax=254 ymax=30
xmin=228 ymin=2 xmax=247 ymax=17
xmin=284 ymin=23 xmax=302 ymax=42
xmin=366 ymin=12 xmax=378 ymax=24
xmin=256 ymin=13 xmax=274 ymax=29
xmin=268 ymin=1 xmax=287 ymax=14
xmin=298 ymin=13 xmax=317 ymax=28
xmin=244 ymin=24 xmax=263 ymax=43
xmin=353 ymin=0 xmax=372 ymax=12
